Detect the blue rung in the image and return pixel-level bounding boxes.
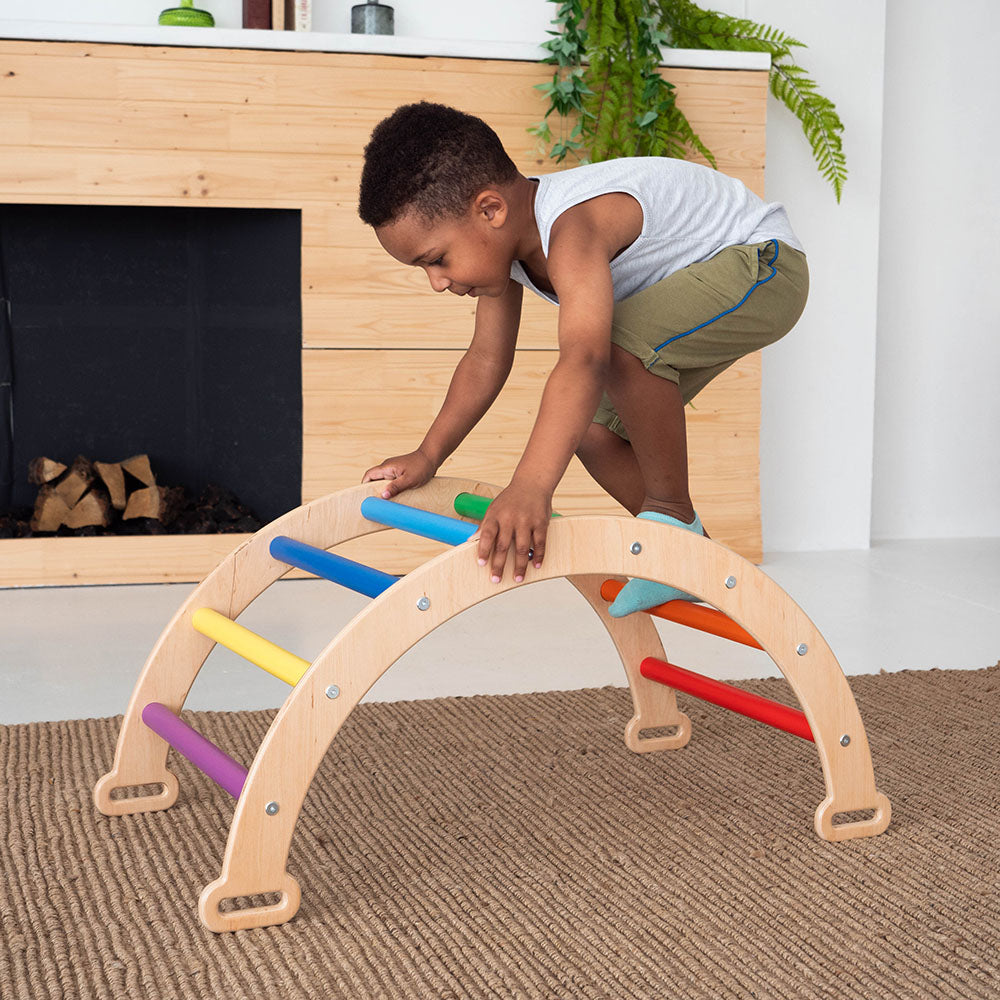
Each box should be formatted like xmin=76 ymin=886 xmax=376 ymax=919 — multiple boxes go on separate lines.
xmin=270 ymin=535 xmax=397 ymax=598
xmin=360 ymin=496 xmax=479 ymax=546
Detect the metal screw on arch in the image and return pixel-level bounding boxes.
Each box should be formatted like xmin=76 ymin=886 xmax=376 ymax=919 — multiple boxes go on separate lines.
xmin=325 ymin=685 xmax=340 ymax=700
xmin=630 ymin=541 xmax=642 ymax=555
xmin=725 ymin=576 xmax=737 ymax=589
xmin=265 ymin=801 xmax=280 ymax=816
xmin=796 ymin=643 xmax=809 ymax=656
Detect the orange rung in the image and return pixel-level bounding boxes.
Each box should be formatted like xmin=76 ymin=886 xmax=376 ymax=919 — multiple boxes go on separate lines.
xmin=599 ymin=579 xmax=763 ymax=649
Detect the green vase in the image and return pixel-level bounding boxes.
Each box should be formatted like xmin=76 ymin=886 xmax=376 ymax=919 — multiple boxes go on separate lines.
xmin=158 ymin=0 xmax=215 ymax=26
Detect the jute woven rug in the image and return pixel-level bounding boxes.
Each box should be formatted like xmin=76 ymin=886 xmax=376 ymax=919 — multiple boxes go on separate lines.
xmin=2 ymin=665 xmax=999 ymax=999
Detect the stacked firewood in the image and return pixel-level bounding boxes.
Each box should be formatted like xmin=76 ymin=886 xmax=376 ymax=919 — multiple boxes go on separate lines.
xmin=29 ymin=454 xmax=184 ymax=532
xmin=11 ymin=454 xmax=262 ymax=537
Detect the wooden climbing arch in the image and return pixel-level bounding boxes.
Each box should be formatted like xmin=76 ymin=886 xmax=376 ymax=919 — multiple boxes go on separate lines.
xmin=94 ymin=477 xmax=890 ymax=932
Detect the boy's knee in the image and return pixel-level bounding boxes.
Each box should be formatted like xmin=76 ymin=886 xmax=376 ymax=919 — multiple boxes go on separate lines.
xmin=576 ymin=421 xmax=604 ymax=457
xmin=576 ymin=421 xmax=622 ymax=461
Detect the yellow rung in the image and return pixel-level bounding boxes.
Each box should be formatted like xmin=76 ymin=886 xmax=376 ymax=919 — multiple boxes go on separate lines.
xmin=191 ymin=608 xmax=310 ymax=686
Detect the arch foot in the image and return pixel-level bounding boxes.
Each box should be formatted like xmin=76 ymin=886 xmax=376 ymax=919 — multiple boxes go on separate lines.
xmin=199 ymin=872 xmax=301 ymax=932
xmin=623 ymin=712 xmax=692 ymax=753
xmin=814 ymin=792 xmax=892 ymax=842
xmin=93 ymin=767 xmax=179 ymax=816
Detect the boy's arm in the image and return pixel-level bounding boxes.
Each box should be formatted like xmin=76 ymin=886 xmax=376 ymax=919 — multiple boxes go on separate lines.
xmin=476 ymin=213 xmax=615 ymax=580
xmin=363 ymin=278 xmax=523 ymax=498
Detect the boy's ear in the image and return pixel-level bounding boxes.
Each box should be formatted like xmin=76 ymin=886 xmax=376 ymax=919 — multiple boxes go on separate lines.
xmin=473 ymin=189 xmax=508 ymax=228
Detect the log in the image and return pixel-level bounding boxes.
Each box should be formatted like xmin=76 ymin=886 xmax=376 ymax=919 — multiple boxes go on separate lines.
xmin=52 ymin=455 xmax=94 ymax=507
xmin=62 ymin=489 xmax=112 ymax=529
xmin=94 ymin=460 xmax=127 ymax=510
xmin=27 ymin=457 xmax=67 ymax=485
xmin=121 ymin=454 xmax=156 ymax=487
xmin=30 ymin=485 xmax=71 ymax=532
xmin=22 ymin=452 xmax=260 ymax=536
xmin=123 ymin=485 xmax=183 ymax=525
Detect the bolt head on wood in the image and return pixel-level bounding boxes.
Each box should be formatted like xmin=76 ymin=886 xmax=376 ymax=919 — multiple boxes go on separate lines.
xmin=630 ymin=542 xmax=642 ymax=555
xmin=796 ymin=643 xmax=808 ymax=656
xmin=265 ymin=801 xmax=279 ymax=815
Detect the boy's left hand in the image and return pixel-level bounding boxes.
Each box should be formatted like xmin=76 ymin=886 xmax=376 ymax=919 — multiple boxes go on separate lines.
xmin=476 ymin=481 xmax=552 ymax=583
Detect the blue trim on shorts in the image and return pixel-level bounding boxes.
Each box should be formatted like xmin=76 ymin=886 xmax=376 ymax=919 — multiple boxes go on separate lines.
xmin=653 ymin=239 xmax=781 ymax=352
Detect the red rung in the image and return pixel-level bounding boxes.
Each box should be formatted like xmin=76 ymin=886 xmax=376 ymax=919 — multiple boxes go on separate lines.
xmin=640 ymin=657 xmax=814 ymax=741
xmin=600 ymin=580 xmax=762 ymax=649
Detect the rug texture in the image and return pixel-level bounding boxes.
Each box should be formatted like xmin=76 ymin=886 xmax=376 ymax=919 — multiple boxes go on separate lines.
xmin=2 ymin=665 xmax=999 ymax=1000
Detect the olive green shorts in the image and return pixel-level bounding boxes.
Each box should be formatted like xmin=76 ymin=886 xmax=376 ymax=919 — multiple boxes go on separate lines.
xmin=594 ymin=239 xmax=808 ymax=440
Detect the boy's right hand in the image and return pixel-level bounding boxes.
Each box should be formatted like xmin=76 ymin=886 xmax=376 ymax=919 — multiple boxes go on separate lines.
xmin=362 ymin=450 xmax=436 ymax=499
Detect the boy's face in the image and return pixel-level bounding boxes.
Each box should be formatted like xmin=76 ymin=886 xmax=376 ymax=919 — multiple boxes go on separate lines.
xmin=375 ymin=192 xmax=514 ymax=299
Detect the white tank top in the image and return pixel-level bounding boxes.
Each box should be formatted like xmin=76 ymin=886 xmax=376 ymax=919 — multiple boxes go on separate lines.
xmin=510 ymin=157 xmax=804 ymax=304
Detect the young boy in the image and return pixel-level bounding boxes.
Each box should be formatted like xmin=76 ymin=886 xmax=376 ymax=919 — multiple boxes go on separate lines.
xmin=358 ymin=102 xmax=807 ymax=616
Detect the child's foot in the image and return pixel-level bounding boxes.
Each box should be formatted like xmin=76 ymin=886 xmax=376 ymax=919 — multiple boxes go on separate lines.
xmin=608 ymin=510 xmax=704 ymax=617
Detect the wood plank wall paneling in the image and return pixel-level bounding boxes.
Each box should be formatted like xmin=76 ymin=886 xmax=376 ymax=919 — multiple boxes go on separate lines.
xmin=304 ymin=350 xmax=762 ymax=574
xmin=0 ymin=40 xmax=768 ymax=585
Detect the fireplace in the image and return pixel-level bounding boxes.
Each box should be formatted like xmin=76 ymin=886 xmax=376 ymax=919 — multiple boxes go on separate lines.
xmin=0 ymin=203 xmax=302 ymax=527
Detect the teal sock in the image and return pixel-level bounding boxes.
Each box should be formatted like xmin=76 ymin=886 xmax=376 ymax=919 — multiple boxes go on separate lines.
xmin=607 ymin=510 xmax=703 ymax=618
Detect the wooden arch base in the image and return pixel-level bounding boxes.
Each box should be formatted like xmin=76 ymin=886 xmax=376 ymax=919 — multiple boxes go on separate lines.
xmin=94 ymin=477 xmax=890 ymax=932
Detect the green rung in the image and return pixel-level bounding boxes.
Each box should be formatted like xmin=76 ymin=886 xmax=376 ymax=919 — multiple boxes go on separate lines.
xmin=453 ymin=492 xmax=562 ymax=521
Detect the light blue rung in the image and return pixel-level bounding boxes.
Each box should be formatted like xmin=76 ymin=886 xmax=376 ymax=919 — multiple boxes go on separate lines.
xmin=269 ymin=535 xmax=396 ymax=599
xmin=360 ymin=496 xmax=478 ymax=546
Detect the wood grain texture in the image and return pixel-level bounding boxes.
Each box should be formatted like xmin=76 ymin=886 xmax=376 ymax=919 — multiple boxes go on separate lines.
xmin=0 ymin=40 xmax=769 ymax=584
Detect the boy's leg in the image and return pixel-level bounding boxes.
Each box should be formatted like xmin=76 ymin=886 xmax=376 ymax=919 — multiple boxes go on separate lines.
xmin=590 ymin=241 xmax=809 ymax=615
xmin=599 ymin=346 xmax=706 ymax=615
xmin=576 ymin=349 xmax=704 ymax=615
xmin=604 ymin=345 xmax=694 ymax=523
xmin=574 ymin=422 xmax=646 ymax=515
xmin=575 ymin=353 xmax=702 ymax=526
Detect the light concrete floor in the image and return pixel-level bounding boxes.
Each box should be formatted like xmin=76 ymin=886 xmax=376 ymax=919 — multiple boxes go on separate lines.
xmin=1 ymin=537 xmax=998 ymax=725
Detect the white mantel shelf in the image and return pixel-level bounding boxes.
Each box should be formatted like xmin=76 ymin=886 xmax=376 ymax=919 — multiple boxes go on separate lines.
xmin=0 ymin=20 xmax=770 ymax=69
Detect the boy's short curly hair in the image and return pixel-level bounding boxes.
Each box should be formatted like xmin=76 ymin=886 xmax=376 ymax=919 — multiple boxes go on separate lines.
xmin=358 ymin=102 xmax=518 ymax=228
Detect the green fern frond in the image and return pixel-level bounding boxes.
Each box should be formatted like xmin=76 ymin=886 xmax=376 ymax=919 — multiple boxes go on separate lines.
xmin=656 ymin=0 xmax=847 ymax=201
xmin=658 ymin=0 xmax=803 ymax=56
xmin=529 ymin=0 xmax=846 ymax=202
xmin=530 ymin=0 xmax=755 ymax=175
xmin=663 ymin=106 xmax=717 ymax=167
xmin=770 ymin=62 xmax=847 ymax=200
xmin=598 ymin=0 xmax=619 ymax=49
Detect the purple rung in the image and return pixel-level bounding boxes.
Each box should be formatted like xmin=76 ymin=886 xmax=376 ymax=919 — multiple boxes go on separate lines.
xmin=141 ymin=702 xmax=248 ymax=799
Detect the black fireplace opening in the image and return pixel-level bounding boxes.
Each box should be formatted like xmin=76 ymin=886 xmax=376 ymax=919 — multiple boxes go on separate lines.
xmin=0 ymin=203 xmax=302 ymax=529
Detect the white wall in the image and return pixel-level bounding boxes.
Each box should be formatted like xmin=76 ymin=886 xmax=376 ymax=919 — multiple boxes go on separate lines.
xmin=713 ymin=0 xmax=887 ymax=551
xmin=871 ymin=0 xmax=1000 ymax=540
xmin=3 ymin=1 xmax=996 ymax=548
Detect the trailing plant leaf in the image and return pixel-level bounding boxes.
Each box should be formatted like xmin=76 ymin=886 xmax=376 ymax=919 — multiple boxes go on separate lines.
xmin=530 ymin=0 xmax=714 ymax=167
xmin=657 ymin=0 xmax=847 ymax=200
xmin=528 ymin=0 xmax=591 ymax=162
xmin=529 ymin=0 xmax=847 ymax=201
xmin=768 ymin=60 xmax=846 ymax=201
xmin=658 ymin=0 xmax=804 ymax=55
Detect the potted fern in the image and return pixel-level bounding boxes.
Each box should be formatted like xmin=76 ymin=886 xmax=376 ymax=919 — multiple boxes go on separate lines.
xmin=530 ymin=0 xmax=847 ymax=200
